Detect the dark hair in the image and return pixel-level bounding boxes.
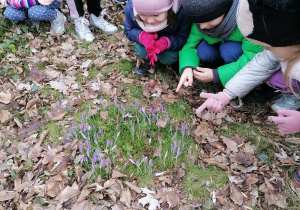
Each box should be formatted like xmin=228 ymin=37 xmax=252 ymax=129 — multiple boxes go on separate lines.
xmin=133 ymin=9 xmax=176 ymax=26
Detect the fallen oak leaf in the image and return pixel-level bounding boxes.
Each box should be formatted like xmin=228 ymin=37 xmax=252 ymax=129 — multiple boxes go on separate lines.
xmin=0 ymin=191 xmax=17 ymax=201
xmin=124 ymin=181 xmax=141 ymax=193
xmin=111 ymin=169 xmax=127 ymax=179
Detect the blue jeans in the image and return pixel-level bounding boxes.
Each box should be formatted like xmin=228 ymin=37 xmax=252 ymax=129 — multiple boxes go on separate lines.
xmin=197 ymin=40 xmax=243 ymax=64
xmin=4 ymin=0 xmax=60 ymax=22
xmin=135 ymin=43 xmax=178 ymax=65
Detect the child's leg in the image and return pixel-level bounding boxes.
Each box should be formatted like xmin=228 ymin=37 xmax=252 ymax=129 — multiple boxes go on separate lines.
xmin=266 ymin=70 xmax=299 ymax=93
xmin=4 ymin=6 xmax=28 ymax=22
xmin=135 ymin=43 xmax=148 ymax=60
xmin=197 ymin=40 xmax=221 ymax=63
xmin=66 ymin=0 xmax=84 ymax=18
xmin=219 ymin=41 xmax=243 ymax=63
xmin=157 ymin=51 xmax=179 ymax=65
xmin=86 ymin=0 xmax=102 ymax=17
xmin=27 ymin=0 xmax=60 ymax=21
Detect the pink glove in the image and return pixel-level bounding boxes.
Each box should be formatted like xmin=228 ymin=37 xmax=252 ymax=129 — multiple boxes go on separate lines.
xmin=268 ymin=109 xmax=300 ymax=134
xmin=196 ymin=92 xmax=231 ymax=116
xmin=146 ymin=48 xmax=160 ymax=66
xmin=139 ymin=31 xmax=158 ymax=52
xmin=155 ymin=37 xmax=170 ymax=53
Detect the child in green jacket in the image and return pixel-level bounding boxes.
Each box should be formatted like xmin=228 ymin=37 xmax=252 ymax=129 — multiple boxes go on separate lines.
xmin=176 ymin=0 xmax=263 ymax=92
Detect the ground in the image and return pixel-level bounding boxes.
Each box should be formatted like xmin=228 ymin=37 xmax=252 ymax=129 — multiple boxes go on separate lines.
xmin=0 ymin=1 xmax=300 ymax=209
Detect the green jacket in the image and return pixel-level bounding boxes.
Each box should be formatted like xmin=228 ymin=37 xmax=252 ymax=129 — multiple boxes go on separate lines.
xmin=179 ymin=23 xmax=264 ymax=86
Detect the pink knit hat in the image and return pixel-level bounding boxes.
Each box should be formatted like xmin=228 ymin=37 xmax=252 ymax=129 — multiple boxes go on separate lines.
xmin=133 ymin=0 xmax=173 ymax=15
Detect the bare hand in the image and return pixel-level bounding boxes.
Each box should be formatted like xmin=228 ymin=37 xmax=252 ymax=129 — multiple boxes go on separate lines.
xmin=176 ymin=68 xmax=193 ymax=92
xmin=193 ymin=67 xmax=213 ymax=83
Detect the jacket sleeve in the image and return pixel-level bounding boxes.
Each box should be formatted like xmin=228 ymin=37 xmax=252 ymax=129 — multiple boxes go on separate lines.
xmin=179 ymin=24 xmax=204 ymax=74
xmin=224 ymin=50 xmax=281 ymax=99
xmin=217 ymin=32 xmax=264 ymax=86
xmin=163 ymin=9 xmax=191 ymax=51
xmin=123 ymin=0 xmax=143 ymax=44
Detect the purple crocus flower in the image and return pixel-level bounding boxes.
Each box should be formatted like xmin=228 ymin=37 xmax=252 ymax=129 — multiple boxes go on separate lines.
xmin=178 ymin=139 xmax=181 ymax=147
xmin=72 ymin=123 xmax=76 ymax=130
xmin=188 ymin=130 xmax=190 ymax=136
xmin=143 ymin=118 xmax=146 ymax=123
xmin=164 ymin=151 xmax=168 ymax=160
xmin=174 ymin=132 xmax=177 ymax=138
xmin=117 ymin=131 xmax=121 ymax=138
xmin=129 ymin=158 xmax=135 ymax=165
xmin=73 ymin=158 xmax=76 ymax=164
xmin=157 ymin=134 xmax=160 ymax=139
xmin=111 ymin=145 xmax=117 ymax=150
xmin=116 ymin=124 xmax=119 ymax=130
xmin=135 ymin=99 xmax=138 ymax=108
xmin=131 ymin=125 xmax=135 ymax=131
xmin=124 ymin=161 xmax=129 ymax=168
xmin=158 ymin=150 xmax=161 ymax=157
xmin=130 ymin=120 xmax=132 ymax=125
xmin=79 ymin=143 xmax=82 ymax=152
xmin=170 ymin=125 xmax=172 ymax=131
xmin=136 ymin=116 xmax=139 ymax=123
xmin=182 ymin=142 xmax=186 ymax=148
xmin=165 ymin=113 xmax=168 ymax=121
xmin=176 ymin=147 xmax=181 ymax=158
xmin=149 ymin=159 xmax=153 ymax=167
xmin=92 ymin=163 xmax=95 ymax=173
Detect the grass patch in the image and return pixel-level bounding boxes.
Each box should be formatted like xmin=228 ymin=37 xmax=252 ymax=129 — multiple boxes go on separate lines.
xmin=39 ymin=88 xmax=63 ymax=99
xmin=182 ymin=164 xmax=227 ymax=201
xmin=43 ymin=122 xmax=63 ymax=145
xmin=73 ymin=100 xmax=194 ymax=184
xmin=164 ymin=99 xmax=192 ymax=123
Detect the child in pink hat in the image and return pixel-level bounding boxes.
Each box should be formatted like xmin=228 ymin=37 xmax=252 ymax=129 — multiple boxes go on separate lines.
xmin=123 ymin=0 xmax=190 ymax=76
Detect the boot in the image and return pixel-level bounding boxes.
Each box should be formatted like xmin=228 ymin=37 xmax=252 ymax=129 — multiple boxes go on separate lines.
xmin=90 ymin=10 xmax=118 ymax=35
xmin=51 ymin=9 xmax=66 ymax=35
xmin=134 ymin=60 xmax=151 ymax=76
xmin=74 ymin=16 xmax=95 ymax=43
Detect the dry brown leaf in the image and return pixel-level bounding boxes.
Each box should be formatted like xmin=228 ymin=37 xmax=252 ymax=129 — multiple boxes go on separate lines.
xmin=57 ymin=182 xmax=79 ymax=203
xmin=158 ymin=175 xmax=172 ymax=185
xmin=111 ymin=169 xmax=127 ymax=179
xmin=122 ymin=78 xmax=133 ymax=84
xmin=100 ymin=111 xmax=109 ymax=121
xmin=0 ymin=107 xmax=11 ymax=123
xmin=124 ymin=181 xmax=141 ymax=193
xmin=26 ymin=98 xmax=39 ymax=110
xmin=0 ymin=90 xmax=13 ymax=104
xmin=155 ymin=190 xmax=180 ymax=208
xmin=0 ymin=150 xmax=7 ymax=161
xmin=0 ymin=191 xmax=17 ymax=201
xmin=156 ymin=119 xmax=167 ymax=128
xmin=265 ymin=192 xmax=287 ymax=209
xmin=230 ymin=183 xmax=244 ymax=206
xmin=120 ymin=188 xmax=131 ymax=208
xmin=221 ymin=136 xmax=238 ymax=153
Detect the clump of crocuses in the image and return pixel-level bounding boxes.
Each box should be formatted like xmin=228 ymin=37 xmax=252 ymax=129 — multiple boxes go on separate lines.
xmin=72 ymin=99 xmax=192 ymax=179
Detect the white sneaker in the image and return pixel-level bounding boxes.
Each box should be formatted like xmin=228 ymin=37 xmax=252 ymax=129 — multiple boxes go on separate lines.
xmin=271 ymin=94 xmax=300 ymax=112
xmin=74 ymin=16 xmax=95 ymax=43
xmin=51 ymin=9 xmax=66 ymax=35
xmin=90 ymin=11 xmax=118 ymax=35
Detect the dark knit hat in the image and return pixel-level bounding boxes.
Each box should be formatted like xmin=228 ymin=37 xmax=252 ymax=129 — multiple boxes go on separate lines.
xmin=238 ymin=0 xmax=300 ymax=47
xmin=182 ymin=0 xmax=233 ymax=23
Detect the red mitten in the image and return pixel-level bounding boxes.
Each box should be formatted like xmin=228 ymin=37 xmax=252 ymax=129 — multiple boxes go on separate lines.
xmin=155 ymin=37 xmax=170 ymax=53
xmin=139 ymin=31 xmax=158 ymax=52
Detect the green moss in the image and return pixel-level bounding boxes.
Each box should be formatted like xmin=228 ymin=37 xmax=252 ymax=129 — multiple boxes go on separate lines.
xmin=39 ymin=88 xmax=62 ymax=99
xmin=182 ymin=164 xmax=227 ymax=201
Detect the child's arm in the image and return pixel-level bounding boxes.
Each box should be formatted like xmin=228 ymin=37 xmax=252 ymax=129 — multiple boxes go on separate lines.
xmin=179 ymin=24 xmax=205 ymax=74
xmin=123 ymin=0 xmax=143 ymax=43
xmin=8 ymin=0 xmax=38 ymax=8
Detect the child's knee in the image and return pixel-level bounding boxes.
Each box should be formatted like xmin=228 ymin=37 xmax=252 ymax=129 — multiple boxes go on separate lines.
xmin=4 ymin=6 xmax=27 ymax=21
xmin=220 ymin=42 xmax=243 ymax=63
xmin=197 ymin=41 xmax=220 ymax=62
xmin=135 ymin=43 xmax=148 ymax=59
xmin=158 ymin=51 xmax=178 ymax=65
